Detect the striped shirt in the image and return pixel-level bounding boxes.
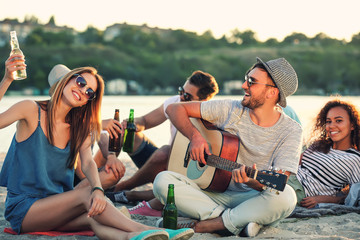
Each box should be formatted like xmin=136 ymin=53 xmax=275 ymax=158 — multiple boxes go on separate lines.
xmin=297 ymin=147 xmax=360 ymax=197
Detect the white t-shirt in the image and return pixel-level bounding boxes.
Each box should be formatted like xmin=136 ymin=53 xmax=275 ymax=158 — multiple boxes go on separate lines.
xmin=163 ymin=95 xmax=180 ymax=144
xmin=200 ymin=99 xmax=303 ymax=191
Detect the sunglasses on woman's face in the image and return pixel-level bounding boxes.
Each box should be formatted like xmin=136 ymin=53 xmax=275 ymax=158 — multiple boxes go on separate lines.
xmin=73 ymin=74 xmax=96 ymax=100
xmin=178 ymin=86 xmax=193 ymax=101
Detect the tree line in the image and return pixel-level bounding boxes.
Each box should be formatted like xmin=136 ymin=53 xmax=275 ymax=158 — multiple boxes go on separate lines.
xmin=1 ymin=19 xmax=360 ymax=95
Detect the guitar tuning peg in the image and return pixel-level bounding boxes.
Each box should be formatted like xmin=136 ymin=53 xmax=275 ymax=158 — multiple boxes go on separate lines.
xmin=269 ymin=166 xmax=273 ymax=170
xmin=274 ymin=167 xmax=279 ymax=171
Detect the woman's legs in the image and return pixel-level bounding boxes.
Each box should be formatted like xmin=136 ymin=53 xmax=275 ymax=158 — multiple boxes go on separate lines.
xmin=21 ymin=186 xmax=158 ymax=238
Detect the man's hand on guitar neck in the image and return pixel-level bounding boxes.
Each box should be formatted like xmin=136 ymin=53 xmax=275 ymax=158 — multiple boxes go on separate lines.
xmin=189 ymin=132 xmax=211 ymax=166
xmin=232 ymin=164 xmax=264 ymax=192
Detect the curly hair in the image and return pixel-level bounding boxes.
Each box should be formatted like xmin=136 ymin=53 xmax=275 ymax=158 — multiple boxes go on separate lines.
xmin=308 ymin=99 xmax=360 ymax=153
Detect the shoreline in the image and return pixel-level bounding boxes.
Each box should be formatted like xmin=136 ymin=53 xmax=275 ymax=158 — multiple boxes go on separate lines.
xmin=0 ymin=152 xmax=359 ymax=239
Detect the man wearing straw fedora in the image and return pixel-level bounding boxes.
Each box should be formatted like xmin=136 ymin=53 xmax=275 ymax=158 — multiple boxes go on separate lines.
xmin=153 ymin=57 xmax=303 ymax=237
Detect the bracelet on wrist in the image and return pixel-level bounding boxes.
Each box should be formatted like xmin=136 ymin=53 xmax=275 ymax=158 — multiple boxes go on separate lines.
xmin=92 ymin=187 xmax=105 ymax=195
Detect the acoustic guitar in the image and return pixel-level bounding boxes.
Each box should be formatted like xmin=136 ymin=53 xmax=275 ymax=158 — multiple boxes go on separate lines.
xmin=168 ymin=118 xmax=287 ymax=192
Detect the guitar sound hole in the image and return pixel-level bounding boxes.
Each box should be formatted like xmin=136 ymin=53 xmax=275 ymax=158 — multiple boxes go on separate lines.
xmin=199 ymin=163 xmax=205 ymax=167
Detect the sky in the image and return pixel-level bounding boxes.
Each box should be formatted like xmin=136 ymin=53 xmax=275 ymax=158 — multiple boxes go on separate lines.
xmin=1 ymin=0 xmax=360 ymax=42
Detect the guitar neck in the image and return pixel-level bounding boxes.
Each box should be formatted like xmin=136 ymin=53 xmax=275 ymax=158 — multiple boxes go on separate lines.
xmin=206 ymin=154 xmax=257 ymax=179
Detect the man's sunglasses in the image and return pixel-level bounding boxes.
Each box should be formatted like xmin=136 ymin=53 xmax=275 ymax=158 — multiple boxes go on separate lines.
xmin=245 ymin=75 xmax=276 ymax=88
xmin=74 ymin=74 xmax=96 ymax=100
xmin=178 ymin=86 xmax=193 ymax=101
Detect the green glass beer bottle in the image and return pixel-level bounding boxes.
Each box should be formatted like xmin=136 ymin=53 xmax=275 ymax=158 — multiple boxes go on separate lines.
xmin=123 ymin=109 xmax=135 ymax=153
xmin=163 ymin=184 xmax=178 ymax=229
xmin=9 ymin=31 xmax=27 ymax=80
xmin=108 ymin=109 xmax=121 ymax=155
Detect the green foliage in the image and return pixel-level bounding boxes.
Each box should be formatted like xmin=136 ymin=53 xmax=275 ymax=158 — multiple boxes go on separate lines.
xmin=26 ymin=27 xmax=74 ymax=46
xmin=1 ymin=23 xmax=360 ymax=95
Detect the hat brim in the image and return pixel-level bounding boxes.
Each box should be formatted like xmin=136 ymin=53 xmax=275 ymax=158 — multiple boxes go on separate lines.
xmin=256 ymin=57 xmax=286 ymax=107
xmin=48 ymin=64 xmax=71 ymax=96
xmin=48 ymin=83 xmax=57 ymax=96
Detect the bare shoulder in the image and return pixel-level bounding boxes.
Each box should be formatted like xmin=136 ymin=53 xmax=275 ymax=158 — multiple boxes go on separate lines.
xmin=0 ymin=99 xmax=39 ymax=130
xmin=17 ymin=99 xmax=38 ymax=108
xmin=14 ymin=100 xmax=39 ymax=115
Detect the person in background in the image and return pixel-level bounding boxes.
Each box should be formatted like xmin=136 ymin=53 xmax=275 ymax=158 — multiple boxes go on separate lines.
xmin=0 ymin=54 xmax=194 ymax=240
xmin=153 ymin=57 xmax=303 ymax=237
xmin=106 ymin=71 xmax=219 ymax=206
xmin=282 ymin=105 xmax=301 ymax=125
xmin=288 ymin=99 xmax=360 ymax=208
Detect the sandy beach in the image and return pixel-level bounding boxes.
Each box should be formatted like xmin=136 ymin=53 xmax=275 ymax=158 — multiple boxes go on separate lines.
xmin=0 ymin=152 xmax=359 ymax=240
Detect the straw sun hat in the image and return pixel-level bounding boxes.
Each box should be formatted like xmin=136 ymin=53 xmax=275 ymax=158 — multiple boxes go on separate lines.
xmin=48 ymin=64 xmax=71 ymax=96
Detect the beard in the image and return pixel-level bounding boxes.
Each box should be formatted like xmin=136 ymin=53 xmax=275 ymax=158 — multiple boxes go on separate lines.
xmin=241 ymin=90 xmax=266 ymax=109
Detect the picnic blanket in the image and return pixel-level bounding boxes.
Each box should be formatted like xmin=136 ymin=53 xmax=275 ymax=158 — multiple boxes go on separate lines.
xmin=288 ymin=204 xmax=360 ymax=218
xmin=4 ymin=227 xmax=95 ymax=236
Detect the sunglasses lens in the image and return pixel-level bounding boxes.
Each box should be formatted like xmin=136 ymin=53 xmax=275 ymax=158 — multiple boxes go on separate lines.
xmin=85 ymin=88 xmax=96 ymax=100
xmin=183 ymin=93 xmax=191 ymax=101
xmin=245 ymin=76 xmax=252 ymax=87
xmin=75 ymin=76 xmax=87 ymax=88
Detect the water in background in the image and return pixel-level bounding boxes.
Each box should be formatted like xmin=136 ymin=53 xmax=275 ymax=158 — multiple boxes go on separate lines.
xmin=1 ymin=95 xmax=360 ymax=155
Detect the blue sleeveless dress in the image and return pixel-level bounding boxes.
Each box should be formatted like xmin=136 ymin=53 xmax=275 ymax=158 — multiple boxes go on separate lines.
xmin=0 ymin=104 xmax=74 ymax=233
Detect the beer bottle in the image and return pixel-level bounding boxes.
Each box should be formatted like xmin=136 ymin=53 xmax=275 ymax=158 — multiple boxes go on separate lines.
xmin=123 ymin=109 xmax=136 ymax=153
xmin=108 ymin=109 xmax=121 ymax=154
xmin=9 ymin=31 xmax=27 ymax=80
xmin=163 ymin=184 xmax=178 ymax=229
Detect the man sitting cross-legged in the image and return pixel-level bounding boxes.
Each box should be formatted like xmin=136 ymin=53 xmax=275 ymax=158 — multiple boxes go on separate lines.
xmin=153 ymin=57 xmax=303 ymax=237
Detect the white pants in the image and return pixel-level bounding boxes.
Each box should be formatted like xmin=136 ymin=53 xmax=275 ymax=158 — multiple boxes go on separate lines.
xmin=153 ymin=171 xmax=297 ymax=235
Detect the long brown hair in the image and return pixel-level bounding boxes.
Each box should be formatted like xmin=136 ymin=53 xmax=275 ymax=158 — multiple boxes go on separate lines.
xmin=37 ymin=67 xmax=104 ymax=168
xmin=308 ymin=99 xmax=360 ymax=153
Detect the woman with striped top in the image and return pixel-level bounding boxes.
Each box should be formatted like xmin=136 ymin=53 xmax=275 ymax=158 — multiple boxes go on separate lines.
xmin=288 ymin=99 xmax=360 ymax=208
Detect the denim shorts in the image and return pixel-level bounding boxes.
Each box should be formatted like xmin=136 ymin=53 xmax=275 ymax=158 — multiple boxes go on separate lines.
xmin=129 ymin=135 xmax=158 ymax=168
xmin=5 ymin=191 xmax=40 ymax=234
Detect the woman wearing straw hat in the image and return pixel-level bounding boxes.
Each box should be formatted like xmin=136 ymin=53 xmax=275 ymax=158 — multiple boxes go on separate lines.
xmin=48 ymin=63 xmax=125 ymax=191
xmin=0 ymin=53 xmax=194 ymax=240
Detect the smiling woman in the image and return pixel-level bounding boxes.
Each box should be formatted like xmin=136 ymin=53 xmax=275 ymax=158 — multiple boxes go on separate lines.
xmin=288 ymin=99 xmax=360 ymax=209
xmin=0 ymin=56 xmax=194 ymax=239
